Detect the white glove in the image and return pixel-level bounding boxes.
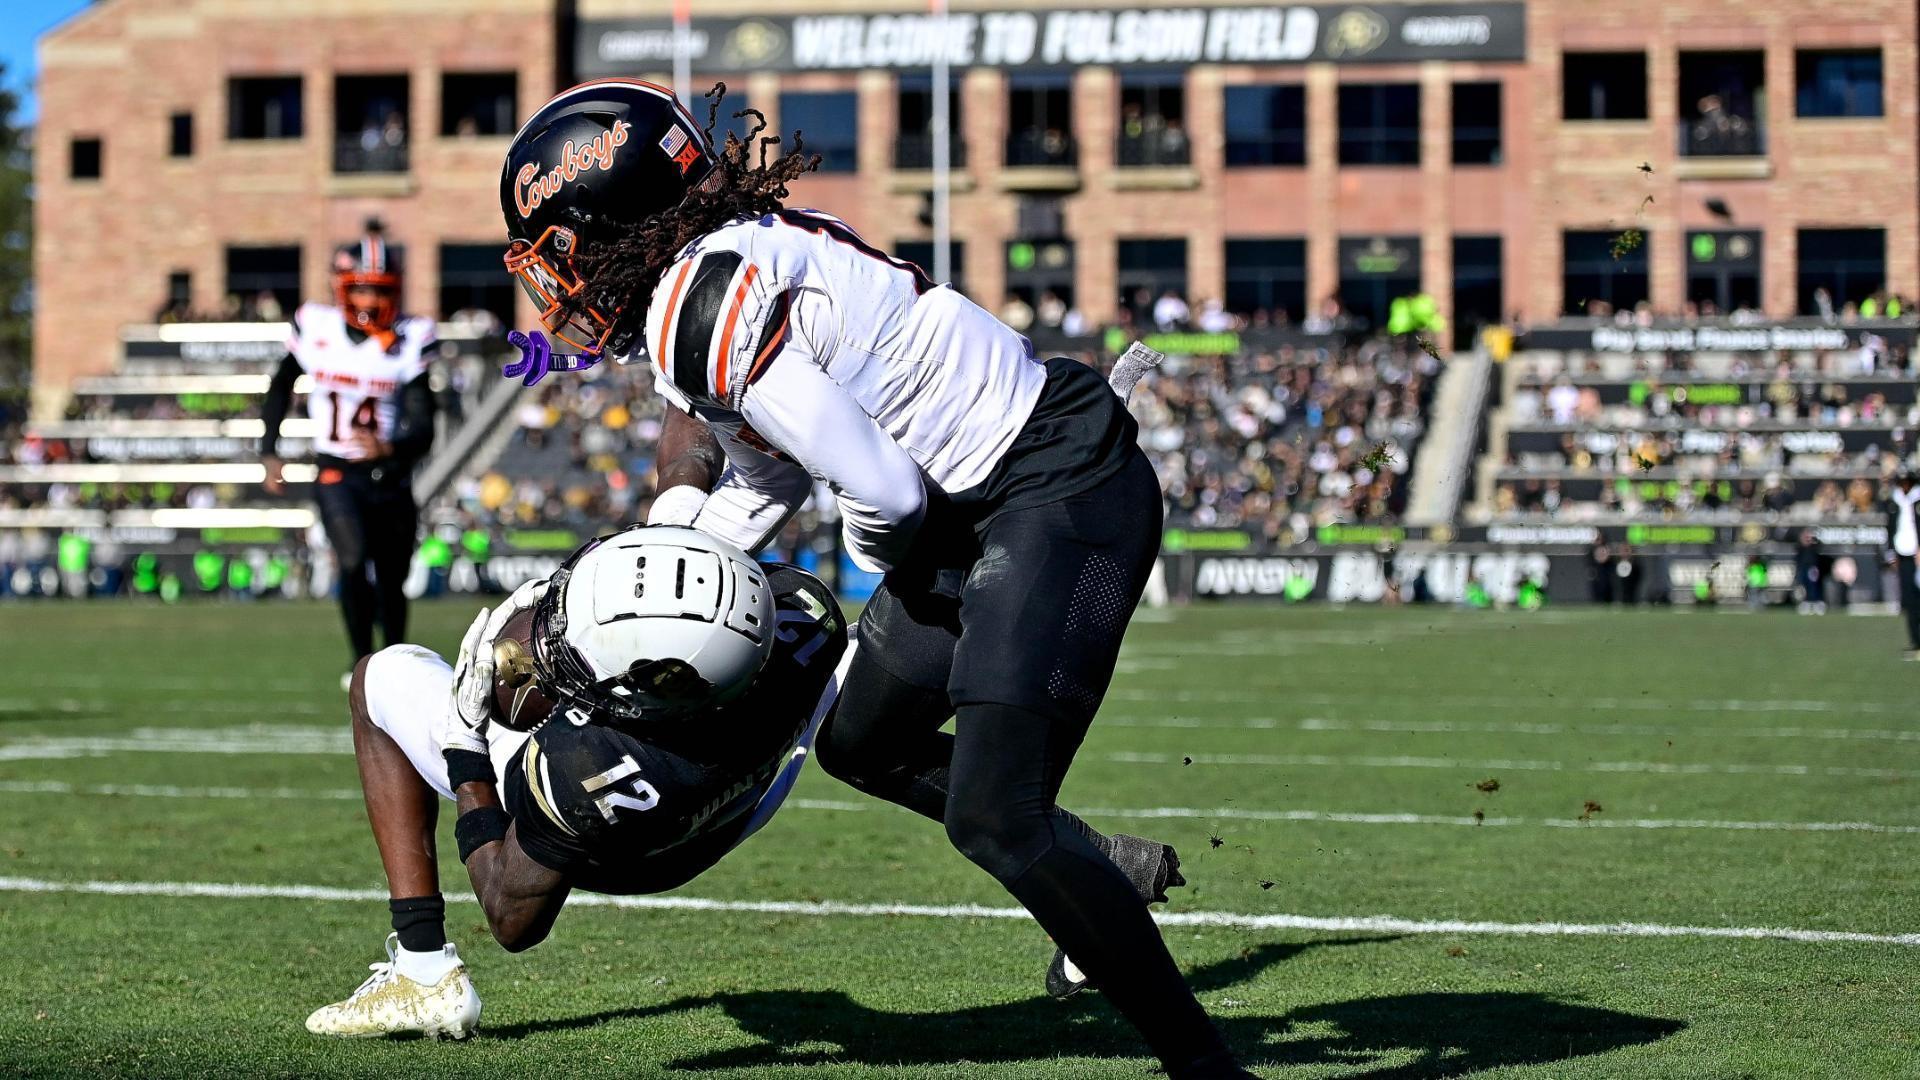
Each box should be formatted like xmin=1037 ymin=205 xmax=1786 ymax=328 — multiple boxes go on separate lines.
xmin=648 ymin=484 xmax=710 ymax=527
xmin=441 ymin=579 xmax=549 ymax=757
xmin=440 ymin=606 xmax=495 ymax=758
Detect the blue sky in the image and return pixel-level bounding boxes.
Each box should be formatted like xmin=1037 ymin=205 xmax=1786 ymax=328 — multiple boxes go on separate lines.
xmin=1 ymin=0 xmax=93 ymax=121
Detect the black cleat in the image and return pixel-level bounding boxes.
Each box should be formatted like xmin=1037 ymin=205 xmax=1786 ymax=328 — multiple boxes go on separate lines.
xmin=1046 ymin=834 xmax=1185 ymax=1000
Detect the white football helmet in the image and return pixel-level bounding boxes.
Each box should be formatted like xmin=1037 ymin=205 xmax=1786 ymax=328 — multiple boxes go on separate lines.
xmin=530 ymin=525 xmax=774 ymax=722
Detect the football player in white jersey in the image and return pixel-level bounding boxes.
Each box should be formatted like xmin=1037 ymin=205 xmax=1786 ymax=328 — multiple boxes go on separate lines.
xmin=498 ymin=83 xmax=1249 ymax=1079
xmin=262 ymin=225 xmax=438 ymax=679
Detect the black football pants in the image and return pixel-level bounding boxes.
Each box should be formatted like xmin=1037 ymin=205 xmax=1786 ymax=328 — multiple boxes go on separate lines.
xmin=314 ymin=469 xmax=418 ymax=666
xmin=818 ymin=452 xmax=1235 ymax=1075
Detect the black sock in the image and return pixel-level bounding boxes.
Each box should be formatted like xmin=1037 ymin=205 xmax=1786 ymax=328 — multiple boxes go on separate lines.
xmin=389 ymin=895 xmax=446 ymax=952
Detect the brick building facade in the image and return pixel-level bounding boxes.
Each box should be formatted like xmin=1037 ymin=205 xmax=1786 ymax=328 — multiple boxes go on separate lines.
xmin=33 ymin=0 xmax=1918 ymax=406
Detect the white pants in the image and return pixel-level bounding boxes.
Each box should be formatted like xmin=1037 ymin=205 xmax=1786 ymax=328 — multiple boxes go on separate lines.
xmin=361 ymin=645 xmax=529 ymax=802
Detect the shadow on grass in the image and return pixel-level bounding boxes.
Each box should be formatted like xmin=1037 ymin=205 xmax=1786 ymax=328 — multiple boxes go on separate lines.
xmin=488 ymin=937 xmax=1684 ymax=1075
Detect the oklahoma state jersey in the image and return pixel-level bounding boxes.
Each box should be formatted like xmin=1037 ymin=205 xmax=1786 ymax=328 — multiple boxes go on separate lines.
xmin=641 ymin=209 xmax=1047 ymax=571
xmin=287 ymin=303 xmax=437 ymax=460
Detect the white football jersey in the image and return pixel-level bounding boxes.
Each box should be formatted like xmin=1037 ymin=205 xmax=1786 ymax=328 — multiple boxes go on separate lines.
xmin=642 ymin=210 xmax=1046 ymax=571
xmin=287 ymin=303 xmax=437 ymax=460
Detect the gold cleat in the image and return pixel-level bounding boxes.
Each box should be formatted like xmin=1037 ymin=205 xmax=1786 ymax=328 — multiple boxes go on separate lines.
xmin=305 ymin=933 xmax=481 ymax=1039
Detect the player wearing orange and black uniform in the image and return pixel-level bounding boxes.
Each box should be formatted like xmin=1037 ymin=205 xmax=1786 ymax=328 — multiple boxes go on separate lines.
xmin=261 ymin=230 xmax=437 ymax=672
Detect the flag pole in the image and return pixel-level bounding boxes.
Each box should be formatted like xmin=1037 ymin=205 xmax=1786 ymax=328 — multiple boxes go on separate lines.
xmin=930 ymin=0 xmax=953 ymax=285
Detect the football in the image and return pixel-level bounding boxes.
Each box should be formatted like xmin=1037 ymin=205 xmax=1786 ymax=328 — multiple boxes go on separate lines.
xmin=491 ymin=605 xmax=557 ymax=732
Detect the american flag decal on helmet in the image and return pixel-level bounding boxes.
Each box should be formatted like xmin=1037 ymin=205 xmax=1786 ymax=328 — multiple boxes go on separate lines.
xmin=659 ymin=126 xmax=689 ymax=157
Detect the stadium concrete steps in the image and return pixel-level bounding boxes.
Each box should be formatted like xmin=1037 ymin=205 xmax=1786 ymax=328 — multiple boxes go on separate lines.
xmin=1465 ymin=360 xmax=1525 ymax=523
xmin=1404 ymin=349 xmax=1493 ymax=527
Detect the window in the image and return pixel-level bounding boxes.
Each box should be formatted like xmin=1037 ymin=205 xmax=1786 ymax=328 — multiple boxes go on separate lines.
xmin=1224 ymin=239 xmax=1306 ymax=322
xmin=1223 ymin=85 xmax=1305 ymax=166
xmin=228 ymin=76 xmax=303 ymax=140
xmin=1797 ymin=228 xmax=1885 ymax=314
xmin=1453 ymin=236 xmax=1503 ymax=348
xmin=439 ymin=244 xmax=516 ymax=325
xmin=1117 ymin=239 xmax=1188 ymax=322
xmin=895 ymin=240 xmax=966 ymax=296
xmin=1562 ymin=52 xmax=1647 ymax=120
xmin=1797 ymin=50 xmax=1883 ymax=118
xmin=895 ymin=76 xmax=964 ymax=169
xmin=1338 ymin=236 xmax=1421 ymax=331
xmin=160 ymin=271 xmax=192 ymax=321
xmin=780 ymin=91 xmax=857 ymax=173
xmin=1679 ymin=52 xmax=1764 ymax=157
xmin=1686 ymin=230 xmax=1761 ymax=315
xmin=1563 ymin=230 xmax=1650 ymax=315
xmin=1006 ymin=74 xmax=1075 ymax=167
xmin=1338 ymin=84 xmax=1419 ymax=166
xmin=70 ymin=137 xmax=101 ymax=180
xmin=225 ymin=245 xmax=301 ymax=319
xmin=1005 ymin=239 xmax=1076 ymax=314
xmin=334 ymin=74 xmax=410 ymax=173
xmin=715 ymin=91 xmax=755 ymax=144
xmin=441 ymin=73 xmax=516 ymax=137
xmin=169 ymin=113 xmax=193 ymax=158
xmin=1117 ymin=75 xmax=1188 ymax=166
xmin=1452 ymin=83 xmax=1501 ymax=165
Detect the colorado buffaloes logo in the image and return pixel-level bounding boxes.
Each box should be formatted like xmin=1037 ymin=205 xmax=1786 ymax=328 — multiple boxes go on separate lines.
xmin=515 ymin=119 xmax=633 ymax=219
xmin=1324 ymin=7 xmax=1388 ymax=58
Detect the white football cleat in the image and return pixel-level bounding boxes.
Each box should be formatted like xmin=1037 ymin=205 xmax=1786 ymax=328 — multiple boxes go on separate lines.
xmin=305 ymin=933 xmax=481 ymax=1039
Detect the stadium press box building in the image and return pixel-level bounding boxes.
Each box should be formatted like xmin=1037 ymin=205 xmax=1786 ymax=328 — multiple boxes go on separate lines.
xmin=33 ymin=0 xmax=1920 ymax=404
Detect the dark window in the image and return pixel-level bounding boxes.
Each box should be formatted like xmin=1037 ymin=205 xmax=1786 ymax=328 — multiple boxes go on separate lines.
xmin=228 ymin=76 xmax=303 ymax=140
xmin=895 ymin=240 xmax=966 ymax=296
xmin=441 ymin=73 xmax=516 ymax=137
xmin=1118 ymin=74 xmax=1188 ymax=166
xmin=439 ymin=243 xmax=516 ymax=325
xmin=1338 ymin=237 xmax=1421 ymax=331
xmin=1452 ymin=82 xmax=1501 ymax=165
xmin=895 ymin=76 xmax=965 ymax=169
xmin=225 ymin=245 xmax=301 ymax=318
xmin=1117 ymin=239 xmax=1188 ymax=321
xmin=1224 ymin=239 xmax=1306 ymax=322
xmin=69 ymin=137 xmax=101 ymax=180
xmin=334 ymin=74 xmax=410 ymax=173
xmin=1453 ymin=236 xmax=1503 ymax=349
xmin=780 ymin=91 xmax=857 ymax=173
xmin=1797 ymin=228 xmax=1885 ymax=313
xmin=161 ymin=271 xmax=192 ymax=321
xmin=1006 ymin=74 xmax=1075 ymax=167
xmin=169 ymin=112 xmax=193 ymax=158
xmin=1562 ymin=52 xmax=1647 ymax=120
xmin=715 ymin=91 xmax=756 ymax=144
xmin=1797 ymin=50 xmax=1883 ymax=118
xmin=1338 ymin=84 xmax=1419 ymax=166
xmin=1005 ymin=239 xmax=1076 ymax=312
xmin=1223 ymin=85 xmax=1305 ymax=166
xmin=1679 ymin=52 xmax=1765 ymax=157
xmin=1686 ymin=230 xmax=1762 ymax=315
xmin=1563 ymin=230 xmax=1650 ymax=315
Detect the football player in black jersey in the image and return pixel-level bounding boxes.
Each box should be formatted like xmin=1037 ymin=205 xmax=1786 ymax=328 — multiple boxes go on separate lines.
xmin=306 ymin=526 xmax=846 ymax=1038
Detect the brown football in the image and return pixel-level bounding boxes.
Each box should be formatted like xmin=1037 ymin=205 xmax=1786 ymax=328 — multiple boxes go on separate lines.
xmin=491 ymin=606 xmax=558 ymax=732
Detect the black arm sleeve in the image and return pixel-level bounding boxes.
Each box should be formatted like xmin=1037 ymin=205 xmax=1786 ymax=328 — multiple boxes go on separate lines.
xmin=259 ymin=354 xmax=302 ymax=459
xmin=387 ymin=372 xmax=438 ymax=467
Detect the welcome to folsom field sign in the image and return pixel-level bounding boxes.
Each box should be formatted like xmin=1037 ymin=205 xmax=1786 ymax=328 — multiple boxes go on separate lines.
xmin=577 ymin=4 xmax=1526 ymax=76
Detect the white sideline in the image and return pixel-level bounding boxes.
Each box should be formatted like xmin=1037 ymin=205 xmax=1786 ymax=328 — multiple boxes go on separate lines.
xmin=5 ymin=779 xmax=1917 ymax=836
xmin=1292 ymin=717 xmax=1920 ymax=744
xmin=1110 ymin=751 xmax=1920 ymax=780
xmin=0 ymin=874 xmax=1913 ymax=947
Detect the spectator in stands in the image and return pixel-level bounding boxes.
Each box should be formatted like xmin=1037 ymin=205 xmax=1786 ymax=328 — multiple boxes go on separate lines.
xmin=999 ymin=292 xmax=1035 ymax=332
xmin=1150 ymin=290 xmax=1189 ymax=330
xmin=1034 ymin=289 xmax=1067 ymax=329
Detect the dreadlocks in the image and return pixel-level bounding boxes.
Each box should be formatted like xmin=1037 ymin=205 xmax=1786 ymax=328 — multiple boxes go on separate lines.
xmin=562 ymin=83 xmax=820 ymax=347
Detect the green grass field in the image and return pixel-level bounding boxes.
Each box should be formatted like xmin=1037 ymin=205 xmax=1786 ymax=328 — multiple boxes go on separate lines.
xmin=0 ymin=600 xmax=1915 ymax=1078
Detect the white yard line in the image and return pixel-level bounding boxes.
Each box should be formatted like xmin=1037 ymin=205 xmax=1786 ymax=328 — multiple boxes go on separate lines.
xmin=1105 ymin=687 xmax=1910 ymax=717
xmin=0 ymin=698 xmax=329 ymax=717
xmin=4 ymin=780 xmax=1915 ymax=836
xmin=1293 ymin=717 xmax=1920 ymax=743
xmin=0 ymin=874 xmax=1912 ymax=947
xmin=1109 ymin=751 xmax=1920 ymax=780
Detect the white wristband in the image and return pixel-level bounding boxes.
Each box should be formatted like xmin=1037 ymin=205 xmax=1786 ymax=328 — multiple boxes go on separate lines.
xmin=648 ymin=484 xmax=710 ymax=527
